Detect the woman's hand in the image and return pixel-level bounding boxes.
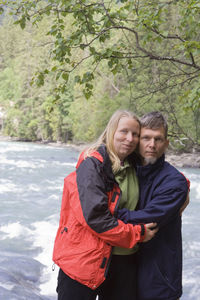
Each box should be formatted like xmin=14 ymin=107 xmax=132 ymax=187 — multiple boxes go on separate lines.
xmin=142 ymin=222 xmax=158 ymax=242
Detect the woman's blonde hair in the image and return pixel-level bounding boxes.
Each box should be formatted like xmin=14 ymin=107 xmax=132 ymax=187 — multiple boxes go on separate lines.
xmin=84 ymin=110 xmax=140 ymax=172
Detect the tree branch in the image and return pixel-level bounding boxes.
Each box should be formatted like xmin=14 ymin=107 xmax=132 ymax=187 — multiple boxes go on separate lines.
xmin=109 ymin=25 xmax=200 ymax=70
xmin=131 ymin=73 xmax=200 ymax=102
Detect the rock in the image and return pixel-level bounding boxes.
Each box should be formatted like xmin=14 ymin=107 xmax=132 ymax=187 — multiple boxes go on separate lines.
xmin=166 ymin=151 xmax=200 ymax=168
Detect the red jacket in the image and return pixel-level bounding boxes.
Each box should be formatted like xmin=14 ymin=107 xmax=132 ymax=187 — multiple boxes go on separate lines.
xmin=53 ymin=145 xmax=145 ymax=289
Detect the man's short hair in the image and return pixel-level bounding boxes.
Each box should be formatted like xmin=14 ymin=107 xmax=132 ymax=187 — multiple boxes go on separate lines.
xmin=140 ymin=111 xmax=168 ymax=138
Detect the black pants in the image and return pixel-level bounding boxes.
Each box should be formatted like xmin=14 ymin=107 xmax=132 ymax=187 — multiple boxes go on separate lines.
xmin=98 ymin=253 xmax=137 ymax=300
xmin=57 ymin=253 xmax=138 ymax=300
xmin=57 ymin=268 xmax=97 ymax=300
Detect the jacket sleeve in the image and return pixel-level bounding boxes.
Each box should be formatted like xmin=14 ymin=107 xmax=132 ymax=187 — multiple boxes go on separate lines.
xmin=118 ymin=171 xmax=188 ymax=227
xmin=74 ymin=157 xmax=145 ymax=247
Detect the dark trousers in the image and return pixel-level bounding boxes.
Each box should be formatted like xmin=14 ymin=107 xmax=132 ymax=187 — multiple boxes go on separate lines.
xmin=57 ymin=253 xmax=138 ymax=300
xmin=98 ymin=253 xmax=137 ymax=300
xmin=57 ymin=268 xmax=97 ymax=300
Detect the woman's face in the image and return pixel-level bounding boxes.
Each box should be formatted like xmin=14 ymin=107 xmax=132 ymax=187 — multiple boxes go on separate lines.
xmin=113 ymin=117 xmax=140 ymax=161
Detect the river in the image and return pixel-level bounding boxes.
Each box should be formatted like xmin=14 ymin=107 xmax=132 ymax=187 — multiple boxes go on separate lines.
xmin=0 ymin=141 xmax=199 ymax=299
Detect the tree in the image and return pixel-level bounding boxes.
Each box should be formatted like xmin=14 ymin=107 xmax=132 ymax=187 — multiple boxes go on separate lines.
xmin=0 ymin=11 xmax=74 ymax=142
xmin=0 ymin=0 xmax=200 ymax=148
xmin=2 ymin=0 xmax=199 ymax=101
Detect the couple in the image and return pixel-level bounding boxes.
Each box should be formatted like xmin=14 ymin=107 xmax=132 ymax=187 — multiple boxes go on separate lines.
xmin=53 ymin=110 xmax=189 ymax=300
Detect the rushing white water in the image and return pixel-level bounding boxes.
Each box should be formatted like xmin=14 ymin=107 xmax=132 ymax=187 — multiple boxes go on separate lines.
xmin=0 ymin=141 xmax=77 ymax=300
xmin=0 ymin=141 xmax=199 ymax=299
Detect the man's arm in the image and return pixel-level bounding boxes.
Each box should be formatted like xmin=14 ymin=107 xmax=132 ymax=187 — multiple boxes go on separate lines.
xmin=118 ymin=173 xmax=189 ymax=227
xmin=75 ymin=157 xmax=151 ymax=247
xmin=180 ymin=190 xmax=190 ymax=215
xmin=180 ymin=173 xmax=190 ymax=215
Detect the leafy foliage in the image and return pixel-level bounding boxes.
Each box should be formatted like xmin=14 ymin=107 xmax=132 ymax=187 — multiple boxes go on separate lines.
xmin=0 ymin=0 xmax=199 ymax=150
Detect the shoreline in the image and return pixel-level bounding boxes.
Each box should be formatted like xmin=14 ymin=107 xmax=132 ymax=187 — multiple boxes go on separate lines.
xmin=1 ymin=135 xmax=200 ymax=168
xmin=165 ymin=151 xmax=200 ymax=169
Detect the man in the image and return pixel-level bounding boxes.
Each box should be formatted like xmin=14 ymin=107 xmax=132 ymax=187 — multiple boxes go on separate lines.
xmin=118 ymin=111 xmax=189 ymax=300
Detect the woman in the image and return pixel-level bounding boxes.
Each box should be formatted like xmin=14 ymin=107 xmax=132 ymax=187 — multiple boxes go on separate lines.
xmin=53 ymin=110 xmax=158 ymax=300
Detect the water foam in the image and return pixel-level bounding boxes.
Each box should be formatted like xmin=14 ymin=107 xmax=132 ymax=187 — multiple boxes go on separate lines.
xmin=0 ymin=219 xmax=58 ymax=296
xmin=0 ymin=180 xmax=22 ymax=194
xmin=0 ymin=142 xmax=35 ymax=153
xmin=30 ymin=218 xmax=59 ymax=297
xmin=0 ymin=222 xmax=31 ymax=239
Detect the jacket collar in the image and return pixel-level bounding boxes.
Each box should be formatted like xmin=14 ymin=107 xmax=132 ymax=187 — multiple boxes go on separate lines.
xmin=136 ymin=154 xmax=165 ymax=179
xmin=97 ymin=144 xmax=116 ymax=183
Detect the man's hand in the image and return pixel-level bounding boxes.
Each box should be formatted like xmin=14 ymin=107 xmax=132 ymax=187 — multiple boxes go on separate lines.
xmin=180 ymin=191 xmax=190 ymax=215
xmin=143 ymin=222 xmax=159 ymax=242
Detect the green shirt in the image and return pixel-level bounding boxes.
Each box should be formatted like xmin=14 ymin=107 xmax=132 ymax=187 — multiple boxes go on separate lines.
xmin=113 ymin=159 xmax=139 ymax=255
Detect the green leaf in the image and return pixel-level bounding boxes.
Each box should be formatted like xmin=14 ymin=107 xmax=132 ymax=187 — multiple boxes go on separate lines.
xmin=51 ymin=66 xmax=58 ymax=72
xmin=74 ymin=75 xmax=81 ymax=83
xmin=36 ymin=73 xmax=44 ymax=87
xmin=19 ymin=17 xmax=26 ymax=30
xmin=62 ymin=72 xmax=69 ymax=81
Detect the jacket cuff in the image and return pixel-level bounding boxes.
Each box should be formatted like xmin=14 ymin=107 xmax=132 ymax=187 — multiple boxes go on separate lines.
xmin=139 ymin=224 xmax=146 ymax=242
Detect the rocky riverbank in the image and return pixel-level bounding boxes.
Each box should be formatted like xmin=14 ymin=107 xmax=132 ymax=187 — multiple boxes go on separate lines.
xmin=1 ymin=135 xmax=199 ymax=168
xmin=50 ymin=142 xmax=200 ymax=168
xmin=165 ymin=151 xmax=200 ymax=168
xmin=51 ymin=142 xmax=200 ymax=168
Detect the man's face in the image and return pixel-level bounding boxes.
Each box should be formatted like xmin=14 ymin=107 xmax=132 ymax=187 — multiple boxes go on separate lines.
xmin=113 ymin=117 xmax=140 ymax=161
xmin=139 ymin=127 xmax=169 ymax=165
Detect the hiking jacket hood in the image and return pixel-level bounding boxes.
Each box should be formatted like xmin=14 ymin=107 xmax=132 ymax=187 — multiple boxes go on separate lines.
xmin=52 ymin=145 xmax=145 ymax=290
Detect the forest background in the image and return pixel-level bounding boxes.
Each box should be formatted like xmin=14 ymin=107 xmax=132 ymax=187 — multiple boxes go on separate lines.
xmin=0 ymin=0 xmax=199 ymax=153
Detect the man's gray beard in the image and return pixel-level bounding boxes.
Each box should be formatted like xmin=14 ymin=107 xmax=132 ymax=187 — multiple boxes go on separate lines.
xmin=144 ymin=157 xmax=157 ymax=165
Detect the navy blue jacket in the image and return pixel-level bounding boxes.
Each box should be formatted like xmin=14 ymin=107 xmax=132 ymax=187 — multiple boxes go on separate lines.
xmin=118 ymin=155 xmax=188 ymax=300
